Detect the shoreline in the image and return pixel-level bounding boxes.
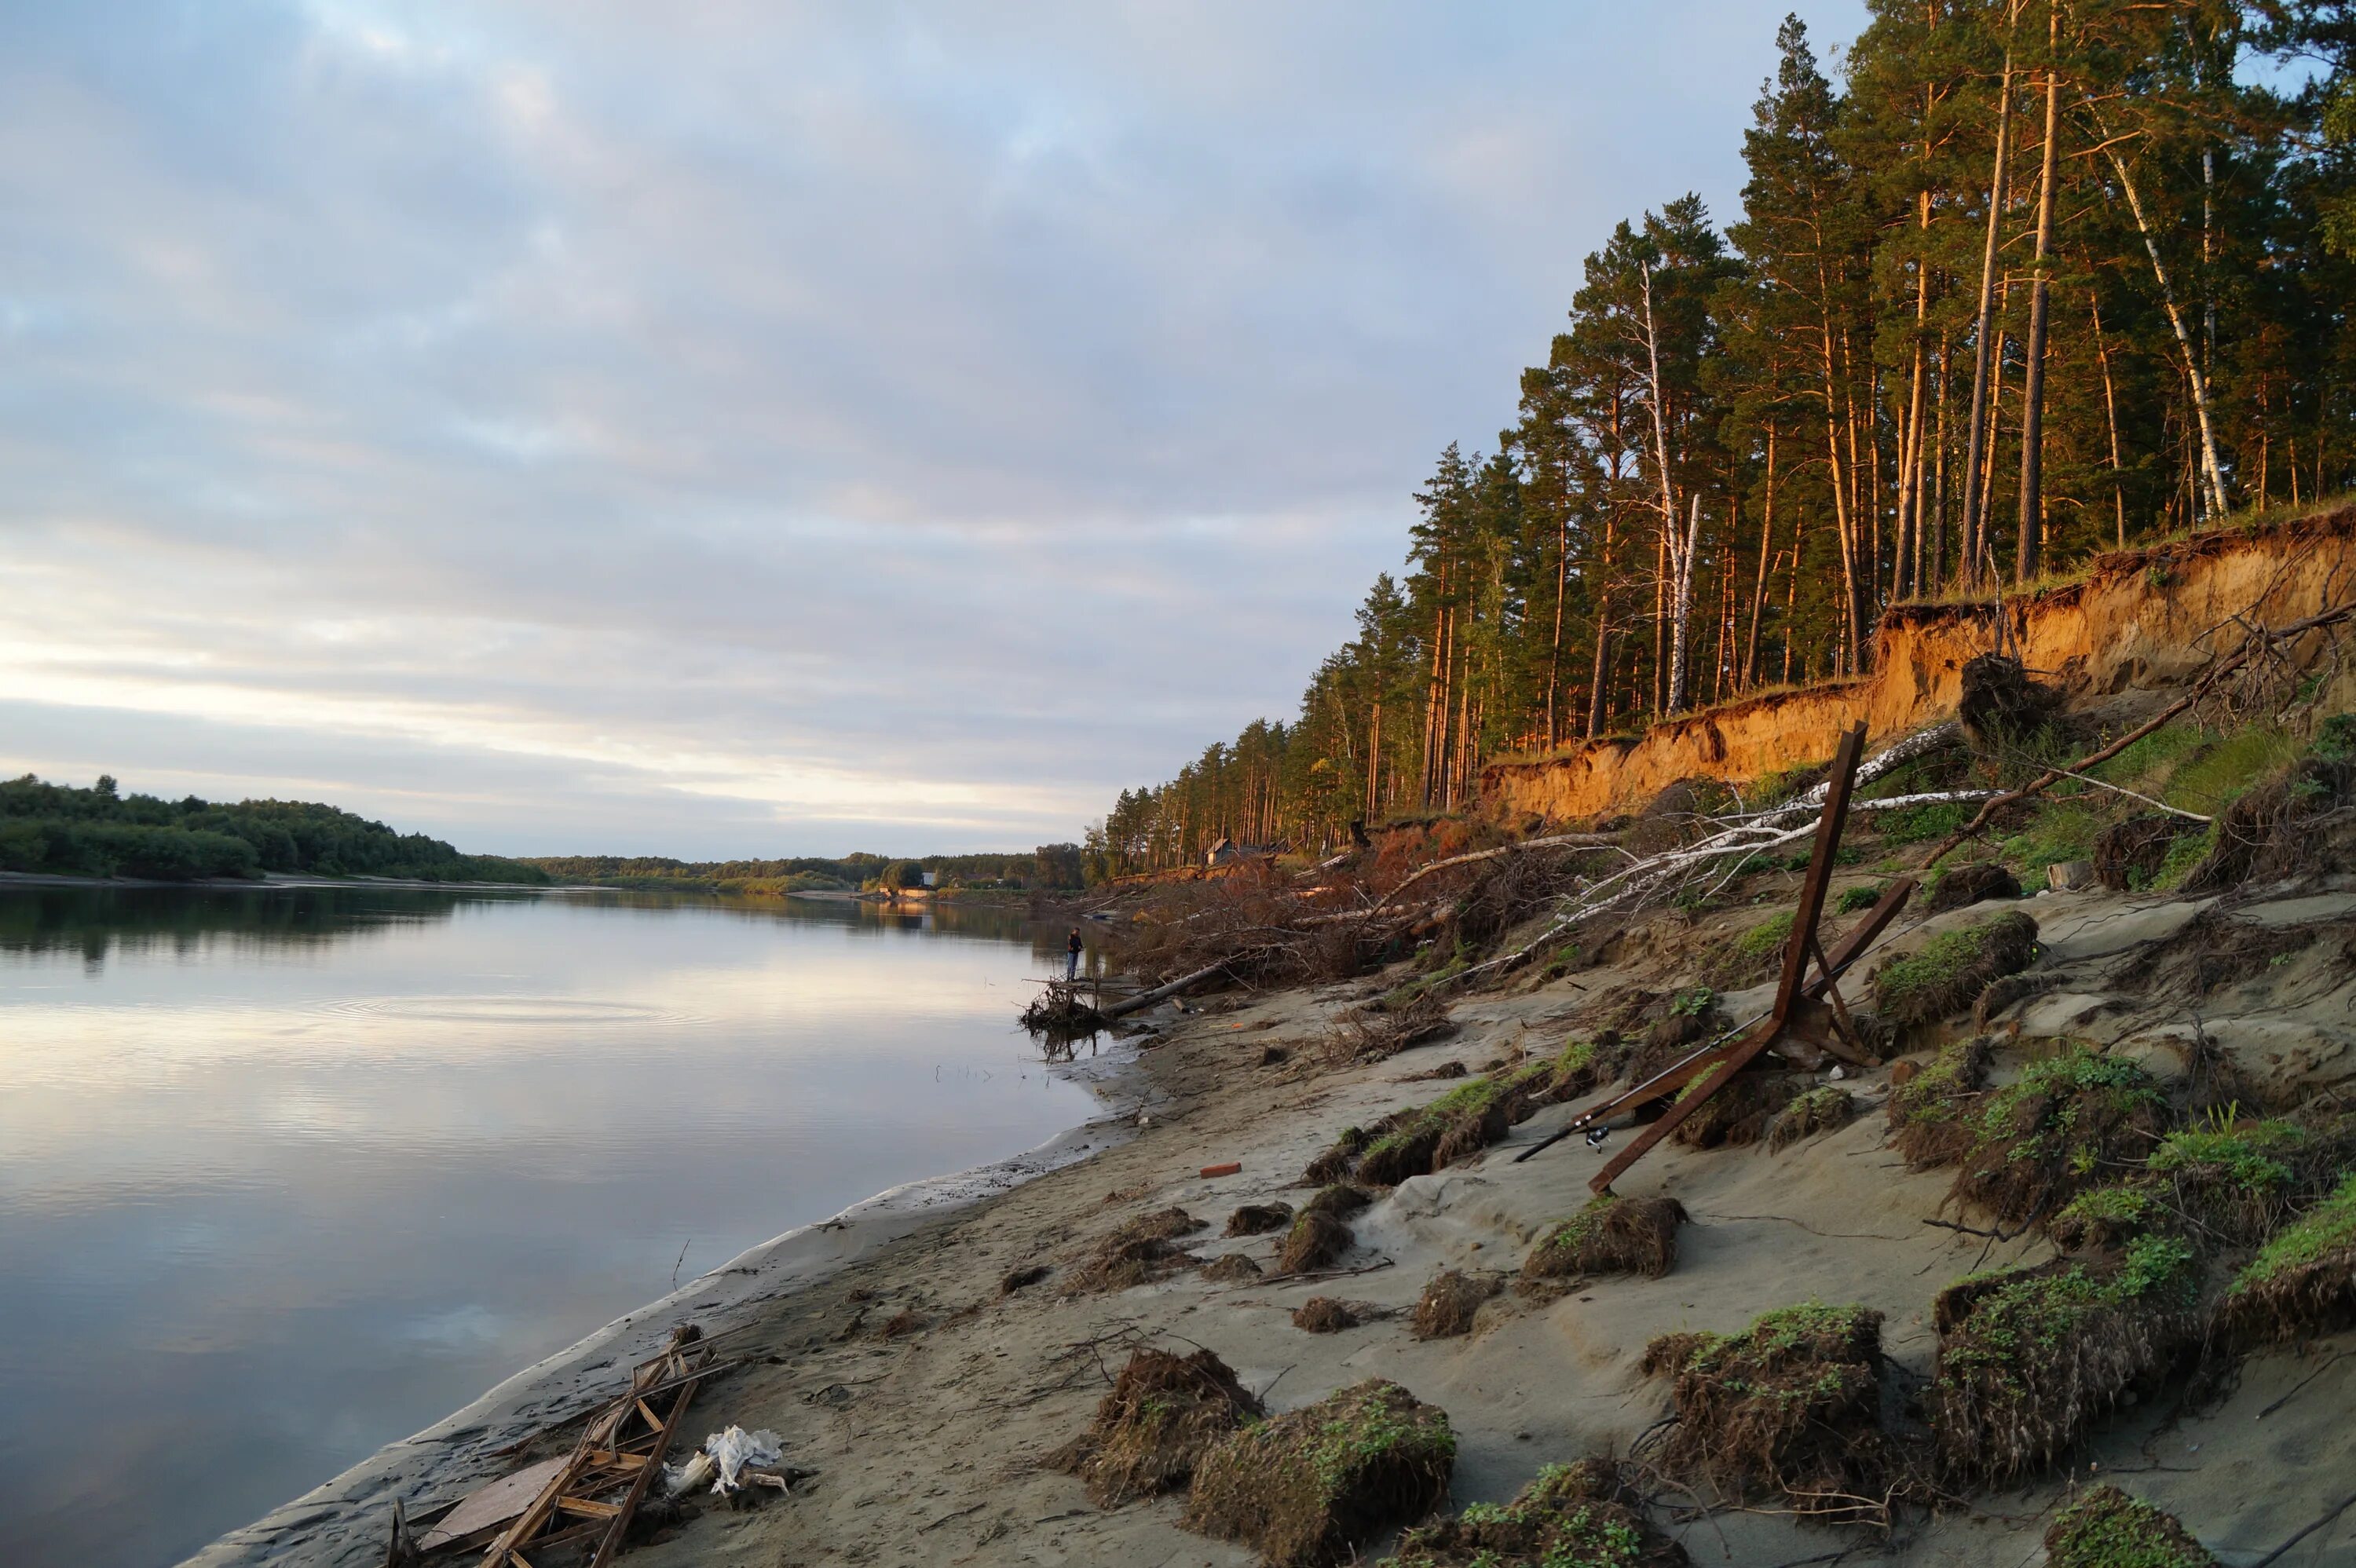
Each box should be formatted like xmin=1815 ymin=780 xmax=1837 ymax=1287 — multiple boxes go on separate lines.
xmin=190 ymin=879 xmax=2356 ymax=1567
xmin=185 ymin=1026 xmax=1158 ymax=1568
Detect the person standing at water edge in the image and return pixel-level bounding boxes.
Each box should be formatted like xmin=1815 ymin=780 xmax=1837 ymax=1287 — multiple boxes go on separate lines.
xmin=1066 ymin=927 xmax=1083 ymax=980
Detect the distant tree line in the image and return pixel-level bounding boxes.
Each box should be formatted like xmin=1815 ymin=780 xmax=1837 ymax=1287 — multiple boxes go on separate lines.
xmin=1091 ymin=2 xmax=2356 ymax=875
xmin=0 ymin=773 xmax=551 ymax=883
xmin=527 ymin=845 xmax=1091 ymax=894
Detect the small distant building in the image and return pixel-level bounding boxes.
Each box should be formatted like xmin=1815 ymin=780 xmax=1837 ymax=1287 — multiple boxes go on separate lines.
xmin=1205 ymin=838 xmax=1279 ymax=870
xmin=921 ymin=871 xmax=938 ymax=888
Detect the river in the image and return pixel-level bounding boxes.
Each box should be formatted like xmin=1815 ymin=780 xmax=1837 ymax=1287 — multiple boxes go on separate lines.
xmin=0 ymin=885 xmax=1104 ymax=1568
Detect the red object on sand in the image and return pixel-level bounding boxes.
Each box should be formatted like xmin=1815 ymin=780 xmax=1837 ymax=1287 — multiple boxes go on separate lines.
xmin=1199 ymin=1162 xmax=1242 ymax=1179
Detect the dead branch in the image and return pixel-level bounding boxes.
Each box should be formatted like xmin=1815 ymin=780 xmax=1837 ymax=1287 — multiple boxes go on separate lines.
xmin=1923 ymin=601 xmax=2356 ymax=870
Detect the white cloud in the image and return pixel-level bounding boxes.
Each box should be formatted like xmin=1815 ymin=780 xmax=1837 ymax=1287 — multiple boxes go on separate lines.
xmin=0 ymin=0 xmax=1868 ymax=854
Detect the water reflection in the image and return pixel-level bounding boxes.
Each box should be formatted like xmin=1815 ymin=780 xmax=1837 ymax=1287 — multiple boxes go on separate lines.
xmin=0 ymin=886 xmax=1100 ymax=1568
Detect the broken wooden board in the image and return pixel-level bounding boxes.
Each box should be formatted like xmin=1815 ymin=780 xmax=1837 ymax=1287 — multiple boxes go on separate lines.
xmin=417 ymin=1457 xmax=569 ymax=1555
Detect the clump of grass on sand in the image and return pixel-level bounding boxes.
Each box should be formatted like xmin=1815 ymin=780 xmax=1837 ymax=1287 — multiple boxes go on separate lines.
xmin=1280 ymin=1188 xmax=1367 ymax=1274
xmin=1765 ymin=1085 xmax=1856 ymax=1152
xmin=1929 ymin=1237 xmax=2199 ymax=1482
xmin=1065 ymin=1207 xmax=1205 ymax=1296
xmin=1502 ymin=1037 xmax=1616 ymax=1109
xmin=2215 ymin=1172 xmax=2356 ymax=1350
xmin=1521 ymin=1195 xmax=1687 ymax=1281
xmin=1641 ymin=1303 xmax=1897 ymax=1522
xmin=1183 ymin=1379 xmax=1455 ymax=1568
xmin=1293 ymin=1296 xmax=1358 ymax=1333
xmin=1710 ymin=911 xmax=1793 ymax=984
xmin=1201 ymin=1253 xmax=1264 ymax=1283
xmin=1303 ymin=1126 xmax=1372 ymax=1184
xmin=1048 ymin=1347 xmax=1263 ymax=1507
xmin=1873 ymin=912 xmax=2040 ymax=1035
xmin=1226 ymin=1201 xmax=1294 ymax=1237
xmin=1946 ymin=1047 xmax=2168 ymax=1227
xmin=1886 ymin=1038 xmax=1992 ymax=1168
xmin=1412 ymin=1268 xmax=1502 ymax=1339
xmin=1377 ymin=1457 xmax=1685 ymax=1567
xmin=2052 ymin=1110 xmax=2350 ymax=1252
xmin=1344 ymin=1079 xmax=1519 ymax=1186
xmin=1670 ymin=1069 xmax=1799 ymax=1150
xmin=1925 ymin=861 xmax=2021 ymax=914
xmin=2043 ymin=1486 xmax=2219 ymax=1568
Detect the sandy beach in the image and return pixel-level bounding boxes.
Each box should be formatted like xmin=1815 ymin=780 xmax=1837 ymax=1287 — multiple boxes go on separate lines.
xmin=199 ymin=868 xmax=2356 ymax=1567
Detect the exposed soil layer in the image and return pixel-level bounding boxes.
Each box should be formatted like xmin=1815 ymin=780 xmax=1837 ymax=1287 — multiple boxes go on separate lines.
xmin=1483 ymin=505 xmax=2356 ymax=823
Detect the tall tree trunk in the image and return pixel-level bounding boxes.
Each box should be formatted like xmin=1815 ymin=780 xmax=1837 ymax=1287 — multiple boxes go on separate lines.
xmin=2088 ymin=104 xmax=2230 ymax=521
xmin=1932 ymin=329 xmax=1952 ymax=592
xmin=1586 ymin=505 xmax=1617 ymax=741
xmin=1638 ymin=260 xmax=1696 ymax=712
xmin=1744 ymin=422 xmax=1778 ymax=685
xmin=2091 ymin=293 xmax=2127 ymax=548
xmin=1545 ymin=495 xmax=1569 ymax=747
xmin=1961 ymin=14 xmax=2020 ymax=590
xmin=2015 ymin=2 xmax=2062 ymax=583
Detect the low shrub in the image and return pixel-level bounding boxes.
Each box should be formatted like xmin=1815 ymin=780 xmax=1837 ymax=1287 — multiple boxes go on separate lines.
xmin=1945 ymin=1047 xmax=2168 ymax=1227
xmin=2215 ymin=1172 xmax=2356 ymax=1350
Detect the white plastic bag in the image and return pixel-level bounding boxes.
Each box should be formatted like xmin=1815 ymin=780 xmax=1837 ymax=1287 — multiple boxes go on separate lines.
xmin=703 ymin=1425 xmax=785 ymax=1494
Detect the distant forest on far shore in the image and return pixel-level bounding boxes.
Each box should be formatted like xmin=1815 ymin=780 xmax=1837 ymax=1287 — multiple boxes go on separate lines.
xmin=527 ymin=845 xmax=1090 ymax=896
xmin=0 ymin=774 xmax=551 ymax=885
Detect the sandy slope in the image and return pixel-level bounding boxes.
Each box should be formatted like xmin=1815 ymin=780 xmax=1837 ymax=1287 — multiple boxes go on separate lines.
xmin=551 ymin=880 xmax=2356 ymax=1567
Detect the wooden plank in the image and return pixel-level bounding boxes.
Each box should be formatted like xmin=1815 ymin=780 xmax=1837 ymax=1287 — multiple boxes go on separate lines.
xmin=416 ymin=1456 xmax=569 ymax=1552
xmin=634 ymin=1398 xmax=665 ymax=1433
xmin=554 ymin=1497 xmax=624 ymax=1519
xmin=587 ymin=1369 xmax=704 ymax=1568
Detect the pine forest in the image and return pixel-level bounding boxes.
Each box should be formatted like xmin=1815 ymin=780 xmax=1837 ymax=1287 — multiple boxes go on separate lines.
xmin=1090 ymin=1 xmax=2356 ymax=877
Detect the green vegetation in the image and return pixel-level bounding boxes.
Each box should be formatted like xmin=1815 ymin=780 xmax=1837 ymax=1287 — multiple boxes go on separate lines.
xmin=1836 ymin=883 xmax=1885 ymax=914
xmin=1380 ymin=1460 xmax=1667 ymax=1568
xmin=0 ymin=773 xmax=547 ymax=884
xmin=2043 ymin=1486 xmax=2219 ymax=1568
xmin=2232 ymin=1173 xmax=2356 ymax=1290
xmin=1873 ymin=912 xmax=2040 ymax=1029
xmin=1997 ymin=802 xmax=2101 ymax=882
xmin=1736 ymin=912 xmax=1794 ymax=959
xmin=1876 ymin=802 xmax=1974 ymax=845
xmin=1087 ymin=0 xmax=2356 ymax=875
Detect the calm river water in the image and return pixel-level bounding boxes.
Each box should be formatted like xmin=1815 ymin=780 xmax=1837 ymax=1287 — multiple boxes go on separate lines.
xmin=0 ymin=886 xmax=1103 ymax=1568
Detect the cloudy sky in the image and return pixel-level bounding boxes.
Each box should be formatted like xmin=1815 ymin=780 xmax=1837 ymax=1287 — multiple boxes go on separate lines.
xmin=1 ymin=1 xmax=1868 ymax=857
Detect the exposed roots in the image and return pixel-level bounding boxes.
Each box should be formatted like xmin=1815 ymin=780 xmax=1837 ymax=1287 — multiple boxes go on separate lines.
xmin=1944 ymin=1047 xmax=2168 ymax=1228
xmin=1225 ymin=1202 xmax=1294 ymax=1237
xmin=1183 ymin=1379 xmax=1455 ymax=1568
xmin=1930 ymin=1242 xmax=2199 ymax=1484
xmin=1411 ymin=1269 xmax=1502 ymax=1340
xmin=2183 ymin=748 xmax=2356 ymax=893
xmin=1641 ymin=1303 xmax=1900 ymax=1523
xmin=1279 ymin=1208 xmax=1355 ymax=1274
xmin=1670 ymin=1070 xmax=1798 ymax=1150
xmin=1521 ymin=1195 xmax=1687 ymax=1281
xmin=1064 ymin=1208 xmax=1206 ymax=1296
xmin=1926 ymin=861 xmax=2021 ymax=915
xmin=2094 ymin=813 xmax=2201 ymax=892
xmin=1201 ymin=1253 xmax=1264 ymax=1283
xmin=1323 ymin=992 xmax=1458 ymax=1065
xmin=1292 ymin=1296 xmax=1359 ymax=1333
xmin=1886 ymin=1038 xmax=1992 ymax=1170
xmin=2215 ymin=1173 xmax=2356 ymax=1351
xmin=1048 ymin=1347 xmax=1264 ymax=1507
xmin=1766 ymin=1085 xmax=1857 ymax=1152
xmin=2112 ymin=906 xmax=2329 ymax=1001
